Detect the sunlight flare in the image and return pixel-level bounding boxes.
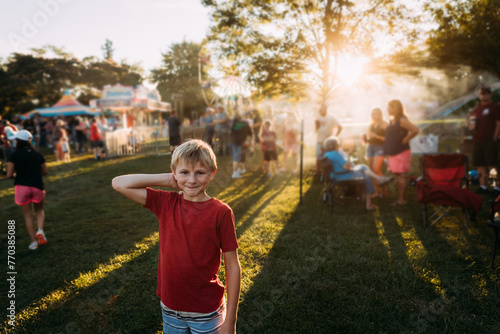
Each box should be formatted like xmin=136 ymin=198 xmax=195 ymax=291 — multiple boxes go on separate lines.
xmin=334 ymin=54 xmax=367 ymax=86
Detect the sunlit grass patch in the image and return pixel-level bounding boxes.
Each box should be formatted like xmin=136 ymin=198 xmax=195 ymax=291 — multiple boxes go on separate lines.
xmin=2 ymin=233 xmax=158 ymax=331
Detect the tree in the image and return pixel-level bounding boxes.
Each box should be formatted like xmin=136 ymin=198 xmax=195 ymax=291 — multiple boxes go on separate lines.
xmin=0 ymin=52 xmax=79 ymax=116
xmin=425 ymin=0 xmax=500 ymax=78
xmin=150 ymin=40 xmax=212 ymax=120
xmin=0 ymin=45 xmax=144 ymax=118
xmin=202 ymin=0 xmax=421 ymax=104
xmin=101 ymin=39 xmax=115 ymax=61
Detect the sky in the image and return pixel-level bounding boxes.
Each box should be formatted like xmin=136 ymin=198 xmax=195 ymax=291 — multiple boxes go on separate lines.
xmin=0 ymin=0 xmax=211 ymax=76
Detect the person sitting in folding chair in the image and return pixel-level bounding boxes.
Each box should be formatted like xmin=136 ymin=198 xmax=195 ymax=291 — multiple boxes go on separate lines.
xmin=322 ymin=136 xmax=394 ymax=210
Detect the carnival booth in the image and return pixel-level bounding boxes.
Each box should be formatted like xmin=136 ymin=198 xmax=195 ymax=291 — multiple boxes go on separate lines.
xmin=22 ymin=91 xmax=100 ymax=118
xmin=90 ymin=84 xmax=172 ymax=156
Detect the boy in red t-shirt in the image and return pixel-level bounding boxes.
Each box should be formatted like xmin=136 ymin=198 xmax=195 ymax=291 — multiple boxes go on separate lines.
xmin=112 ymin=139 xmax=241 ymax=334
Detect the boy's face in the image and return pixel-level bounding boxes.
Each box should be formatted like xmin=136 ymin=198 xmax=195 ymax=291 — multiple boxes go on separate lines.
xmin=172 ymin=161 xmax=216 ymax=202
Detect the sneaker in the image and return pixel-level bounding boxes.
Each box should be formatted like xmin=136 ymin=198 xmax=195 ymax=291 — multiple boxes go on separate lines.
xmin=28 ymin=240 xmax=38 ymax=250
xmin=36 ymin=230 xmax=47 ymax=245
xmin=240 ymin=169 xmax=246 ymax=174
xmin=267 ymin=173 xmax=273 ymax=177
xmin=378 ymin=176 xmax=395 ymax=186
xmin=231 ymin=171 xmax=242 ymax=179
xmin=475 ymin=187 xmax=489 ymax=194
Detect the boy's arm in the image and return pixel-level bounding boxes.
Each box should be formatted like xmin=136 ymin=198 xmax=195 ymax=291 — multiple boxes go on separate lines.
xmin=220 ymin=249 xmax=241 ymax=334
xmin=111 ymin=173 xmax=179 ymax=206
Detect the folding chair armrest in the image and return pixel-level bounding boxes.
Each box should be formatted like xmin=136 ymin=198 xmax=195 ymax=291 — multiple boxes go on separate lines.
xmin=488 ymin=199 xmax=500 ymax=222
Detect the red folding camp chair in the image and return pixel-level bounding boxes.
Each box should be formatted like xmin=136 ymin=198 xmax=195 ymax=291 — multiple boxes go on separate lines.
xmin=416 ymin=153 xmax=482 ymax=228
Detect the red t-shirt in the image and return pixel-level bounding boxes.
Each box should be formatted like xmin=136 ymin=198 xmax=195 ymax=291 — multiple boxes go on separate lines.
xmin=144 ymin=188 xmax=238 ymax=313
xmin=472 ymin=102 xmax=500 ymax=141
xmin=90 ymin=123 xmax=101 ymax=141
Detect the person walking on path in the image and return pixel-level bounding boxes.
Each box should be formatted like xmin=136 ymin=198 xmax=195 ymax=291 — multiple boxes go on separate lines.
xmin=468 ymin=86 xmax=500 ymax=197
xmin=112 ymin=139 xmax=241 ymax=334
xmin=383 ymin=99 xmax=419 ymax=206
xmin=7 ymin=130 xmax=48 ymax=250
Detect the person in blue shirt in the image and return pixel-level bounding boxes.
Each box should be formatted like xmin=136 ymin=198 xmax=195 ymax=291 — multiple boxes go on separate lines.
xmin=322 ymin=136 xmax=393 ymax=210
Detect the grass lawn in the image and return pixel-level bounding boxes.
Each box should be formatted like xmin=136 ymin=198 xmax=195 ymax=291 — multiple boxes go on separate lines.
xmin=0 ymin=148 xmax=499 ymax=334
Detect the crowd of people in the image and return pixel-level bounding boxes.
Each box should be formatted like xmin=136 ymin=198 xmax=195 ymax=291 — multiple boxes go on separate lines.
xmin=167 ymin=104 xmax=301 ymax=179
xmin=317 ymin=99 xmax=420 ymax=209
xmin=0 ymin=114 xmax=110 ymax=165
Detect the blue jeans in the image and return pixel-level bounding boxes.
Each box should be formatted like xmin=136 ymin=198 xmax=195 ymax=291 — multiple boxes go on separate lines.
xmin=334 ymin=165 xmax=375 ymax=195
xmin=161 ymin=304 xmax=225 ymax=334
xmin=351 ymin=165 xmax=375 ymax=195
xmin=232 ymin=144 xmax=242 ymax=163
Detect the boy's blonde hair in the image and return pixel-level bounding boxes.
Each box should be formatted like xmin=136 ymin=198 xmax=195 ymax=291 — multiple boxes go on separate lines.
xmin=171 ymin=139 xmax=217 ymax=172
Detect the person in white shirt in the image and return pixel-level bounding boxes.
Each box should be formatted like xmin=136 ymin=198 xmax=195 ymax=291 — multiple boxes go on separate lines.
xmin=315 ymin=105 xmax=342 ymax=176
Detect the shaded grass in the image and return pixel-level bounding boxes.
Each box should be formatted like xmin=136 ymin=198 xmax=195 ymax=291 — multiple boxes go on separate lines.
xmin=0 ymin=150 xmax=499 ymax=333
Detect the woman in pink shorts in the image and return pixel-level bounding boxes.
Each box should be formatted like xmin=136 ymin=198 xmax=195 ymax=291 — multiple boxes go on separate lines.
xmin=383 ymin=100 xmax=419 ymax=206
xmin=7 ymin=130 xmax=48 ymax=250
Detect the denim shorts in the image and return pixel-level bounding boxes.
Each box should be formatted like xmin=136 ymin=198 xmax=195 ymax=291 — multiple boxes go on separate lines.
xmin=161 ymin=302 xmax=225 ymax=334
xmin=366 ymin=144 xmax=384 ymax=158
xmin=232 ymin=144 xmax=242 ymax=162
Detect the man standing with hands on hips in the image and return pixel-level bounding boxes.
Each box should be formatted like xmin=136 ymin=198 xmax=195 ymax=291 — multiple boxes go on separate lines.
xmin=468 ymin=86 xmax=500 ymax=196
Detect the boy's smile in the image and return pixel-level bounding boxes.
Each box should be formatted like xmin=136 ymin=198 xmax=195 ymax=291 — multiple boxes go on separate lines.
xmin=172 ymin=162 xmax=216 ymax=202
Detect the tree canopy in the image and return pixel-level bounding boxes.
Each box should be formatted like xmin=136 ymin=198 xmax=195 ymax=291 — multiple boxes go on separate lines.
xmin=150 ymin=40 xmax=213 ymax=120
xmin=202 ymin=0 xmax=421 ymax=104
xmin=426 ymin=0 xmax=500 ymax=78
xmin=0 ymin=45 xmax=143 ymax=118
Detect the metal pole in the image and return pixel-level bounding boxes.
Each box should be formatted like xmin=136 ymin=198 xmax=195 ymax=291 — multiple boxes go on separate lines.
xmin=300 ymin=118 xmax=304 ymax=204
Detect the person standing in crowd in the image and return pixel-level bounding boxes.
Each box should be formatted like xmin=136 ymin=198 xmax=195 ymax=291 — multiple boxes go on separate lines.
xmin=365 ymin=108 xmax=389 ymax=197
xmin=167 ymin=109 xmax=181 ymax=153
xmin=214 ymin=104 xmax=231 ymax=156
xmin=90 ymin=117 xmax=105 ymax=160
xmin=315 ymin=105 xmax=342 ymax=177
xmin=74 ymin=116 xmax=88 ymax=155
xmin=280 ymin=111 xmax=300 ymax=174
xmin=7 ymin=130 xmax=48 ymax=250
xmin=1 ymin=120 xmax=19 ymax=161
xmin=61 ymin=124 xmax=71 ymax=162
xmin=230 ymin=114 xmax=253 ymax=179
xmin=38 ymin=116 xmax=48 ymax=148
xmin=53 ymin=119 xmax=67 ymax=162
xmin=383 ymin=99 xmax=419 ymax=206
xmin=260 ymin=120 xmax=280 ymax=177
xmin=251 ymin=109 xmax=262 ymax=146
xmin=202 ymin=107 xmax=215 ymax=148
xmin=468 ymin=86 xmax=500 ymax=196
xmin=23 ymin=117 xmax=38 ymax=148
xmin=45 ymin=117 xmax=54 ymax=148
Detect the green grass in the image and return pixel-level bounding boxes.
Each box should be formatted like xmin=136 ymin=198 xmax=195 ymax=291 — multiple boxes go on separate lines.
xmin=1 ymin=149 xmax=499 ymax=334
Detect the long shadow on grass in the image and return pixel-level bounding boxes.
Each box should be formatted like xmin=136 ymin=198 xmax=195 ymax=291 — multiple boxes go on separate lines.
xmin=404 ymin=209 xmax=500 ymax=332
xmin=237 ymin=181 xmax=418 ymax=333
xmin=230 ymin=175 xmax=291 ymax=238
xmin=7 ymin=242 xmax=163 ymax=334
xmin=236 ymin=179 xmax=500 ymax=334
